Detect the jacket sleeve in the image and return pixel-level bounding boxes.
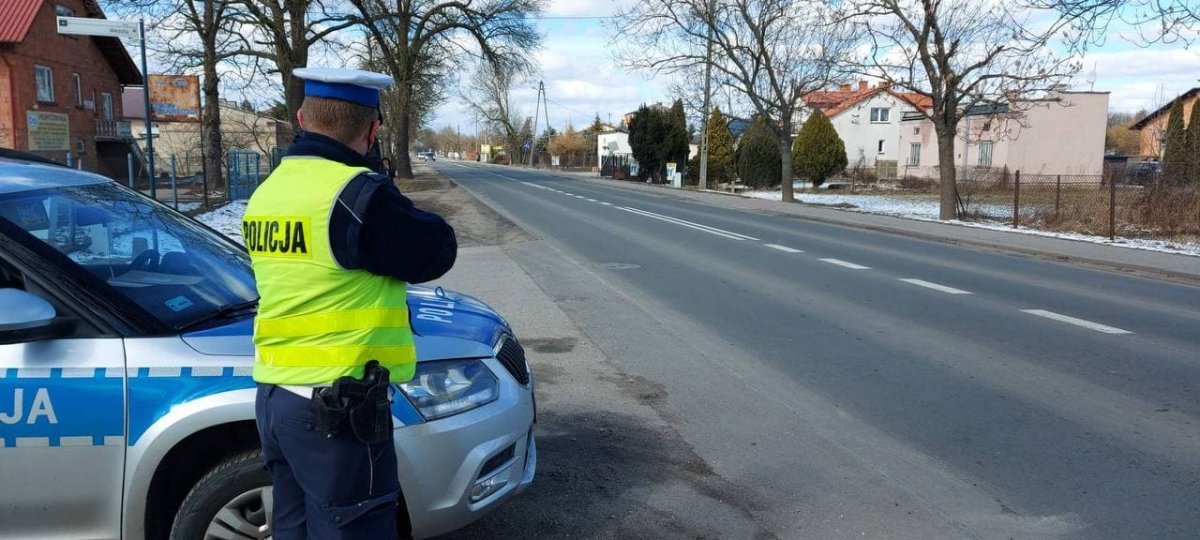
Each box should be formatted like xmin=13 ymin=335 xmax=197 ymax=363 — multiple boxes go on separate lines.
xmin=329 ymin=174 xmax=457 ymax=283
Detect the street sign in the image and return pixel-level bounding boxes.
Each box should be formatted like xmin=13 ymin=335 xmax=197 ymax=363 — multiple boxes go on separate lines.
xmin=56 ymin=16 xmax=139 ymax=40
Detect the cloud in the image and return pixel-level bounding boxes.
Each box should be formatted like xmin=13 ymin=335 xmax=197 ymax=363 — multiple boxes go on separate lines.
xmin=543 ymin=0 xmax=636 ymax=18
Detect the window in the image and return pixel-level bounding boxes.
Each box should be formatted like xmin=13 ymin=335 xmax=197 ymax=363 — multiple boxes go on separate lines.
xmin=870 ymin=107 xmax=891 ymax=123
xmin=56 ymin=4 xmax=75 ymax=16
xmin=913 ymin=126 xmax=920 ymax=135
xmin=73 ymin=73 xmax=82 ymax=107
xmin=978 ymin=141 xmax=993 ymax=167
xmin=908 ymin=143 xmax=921 ymax=166
xmin=101 ymin=92 xmax=113 ymax=121
xmin=877 ymin=139 xmax=885 ymax=154
xmin=35 ymin=65 xmax=54 ymax=102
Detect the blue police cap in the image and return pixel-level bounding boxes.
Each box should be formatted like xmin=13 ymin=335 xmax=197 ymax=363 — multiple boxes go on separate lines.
xmin=295 ymin=67 xmax=394 ymax=108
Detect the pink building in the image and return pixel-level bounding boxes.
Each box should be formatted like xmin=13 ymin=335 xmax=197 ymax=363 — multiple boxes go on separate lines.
xmin=898 ymin=89 xmax=1109 ymax=181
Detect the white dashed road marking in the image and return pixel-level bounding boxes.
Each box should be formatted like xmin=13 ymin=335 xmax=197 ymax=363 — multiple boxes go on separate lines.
xmin=618 ymin=207 xmax=761 ymax=241
xmin=820 ymin=258 xmax=871 ymax=270
xmin=900 ymin=278 xmax=972 ymax=295
xmin=600 ymin=202 xmax=613 ymax=206
xmin=764 ymin=244 xmax=803 ymax=253
xmin=1021 ymin=310 xmax=1132 ymax=334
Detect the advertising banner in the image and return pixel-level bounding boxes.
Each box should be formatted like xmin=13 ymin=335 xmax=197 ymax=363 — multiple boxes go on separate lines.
xmin=148 ymin=75 xmax=201 ymax=122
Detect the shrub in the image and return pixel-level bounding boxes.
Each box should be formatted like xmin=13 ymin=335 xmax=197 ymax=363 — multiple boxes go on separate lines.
xmin=735 ymin=117 xmax=782 ymax=189
xmin=792 ymin=111 xmax=847 ymax=187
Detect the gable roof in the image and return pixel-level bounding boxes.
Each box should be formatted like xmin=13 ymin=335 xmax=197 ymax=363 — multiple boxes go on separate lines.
xmin=1130 ymin=88 xmax=1200 ymax=131
xmin=0 ymin=0 xmax=41 ymax=43
xmin=0 ymin=0 xmax=142 ymax=85
xmin=804 ymin=84 xmax=934 ymax=117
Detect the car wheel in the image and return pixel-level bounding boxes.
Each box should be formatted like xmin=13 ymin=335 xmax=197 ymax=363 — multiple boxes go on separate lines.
xmin=170 ymin=450 xmax=272 ymax=540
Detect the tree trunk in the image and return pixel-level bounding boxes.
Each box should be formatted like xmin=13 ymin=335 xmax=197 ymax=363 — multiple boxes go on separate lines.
xmin=779 ymin=123 xmax=794 ymax=202
xmin=202 ymin=55 xmax=223 ymax=192
xmin=934 ymin=122 xmax=958 ymax=220
xmin=201 ymin=1 xmax=223 ymax=193
xmin=393 ymin=81 xmax=414 ymax=179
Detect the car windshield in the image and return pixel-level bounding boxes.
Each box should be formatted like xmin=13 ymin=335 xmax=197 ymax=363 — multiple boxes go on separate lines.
xmin=0 ymin=181 xmax=257 ymax=330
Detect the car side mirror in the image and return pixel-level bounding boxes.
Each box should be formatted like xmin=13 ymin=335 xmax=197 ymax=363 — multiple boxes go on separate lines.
xmin=0 ymin=288 xmax=70 ymax=345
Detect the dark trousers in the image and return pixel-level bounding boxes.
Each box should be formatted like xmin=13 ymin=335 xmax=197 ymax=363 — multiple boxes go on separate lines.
xmin=255 ymin=384 xmax=400 ymax=540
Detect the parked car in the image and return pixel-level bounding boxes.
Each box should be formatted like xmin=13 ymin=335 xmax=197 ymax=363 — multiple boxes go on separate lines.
xmin=417 ymin=150 xmax=437 ymax=162
xmin=1126 ymin=161 xmax=1161 ymax=185
xmin=0 ymin=156 xmax=535 ymax=539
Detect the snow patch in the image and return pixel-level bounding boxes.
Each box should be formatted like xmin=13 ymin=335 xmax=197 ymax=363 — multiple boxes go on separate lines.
xmin=195 ymin=200 xmax=248 ymax=245
xmin=742 ymin=190 xmax=1200 ymax=257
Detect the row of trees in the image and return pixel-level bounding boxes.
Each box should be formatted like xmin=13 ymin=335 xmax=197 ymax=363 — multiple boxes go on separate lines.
xmin=610 ymin=0 xmax=1186 ymax=219
xmin=1160 ymin=99 xmax=1200 ymax=185
xmin=103 ymin=0 xmax=545 ymax=188
xmin=714 ymin=110 xmax=847 ymax=189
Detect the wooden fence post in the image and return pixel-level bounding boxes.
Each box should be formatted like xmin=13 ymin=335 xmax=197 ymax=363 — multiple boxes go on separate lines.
xmin=1013 ymin=170 xmax=1020 ymax=229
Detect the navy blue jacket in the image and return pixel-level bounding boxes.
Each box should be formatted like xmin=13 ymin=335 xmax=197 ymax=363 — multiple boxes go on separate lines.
xmin=286 ymin=132 xmax=457 ymax=284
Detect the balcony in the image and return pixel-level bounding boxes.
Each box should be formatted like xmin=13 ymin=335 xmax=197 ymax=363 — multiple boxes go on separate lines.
xmin=95 ymin=120 xmax=133 ymax=141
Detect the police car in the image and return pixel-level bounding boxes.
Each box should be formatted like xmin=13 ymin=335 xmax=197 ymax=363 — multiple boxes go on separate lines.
xmin=0 ymin=153 xmax=535 ymax=539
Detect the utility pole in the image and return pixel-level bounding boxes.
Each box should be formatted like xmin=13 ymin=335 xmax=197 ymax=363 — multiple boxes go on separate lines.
xmin=698 ymin=0 xmax=715 ymax=191
xmin=528 ymin=80 xmax=548 ymax=167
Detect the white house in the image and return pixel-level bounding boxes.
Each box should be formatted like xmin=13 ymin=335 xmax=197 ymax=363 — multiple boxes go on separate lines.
xmin=897 ymin=89 xmax=1109 ymax=179
xmin=597 ymin=130 xmax=631 ymax=158
xmin=804 ymin=82 xmax=931 ymax=171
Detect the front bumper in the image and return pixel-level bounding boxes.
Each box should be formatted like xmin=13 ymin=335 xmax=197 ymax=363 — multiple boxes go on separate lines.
xmin=395 ymin=356 xmax=536 ymax=539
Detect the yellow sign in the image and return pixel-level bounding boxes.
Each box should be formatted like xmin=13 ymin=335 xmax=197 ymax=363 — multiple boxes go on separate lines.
xmin=26 ymin=111 xmax=69 ymax=151
xmin=148 ymin=75 xmax=201 ymax=122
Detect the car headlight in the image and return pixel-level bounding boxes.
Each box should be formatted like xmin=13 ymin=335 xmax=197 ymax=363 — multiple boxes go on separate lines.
xmin=396 ymin=359 xmax=498 ymax=421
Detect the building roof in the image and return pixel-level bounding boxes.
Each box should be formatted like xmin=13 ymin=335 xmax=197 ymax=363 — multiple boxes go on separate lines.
xmin=1130 ymin=88 xmax=1200 ymax=131
xmin=0 ymin=0 xmax=41 ymax=43
xmin=804 ymin=82 xmax=933 ymax=117
xmin=0 ymin=0 xmax=142 ymax=85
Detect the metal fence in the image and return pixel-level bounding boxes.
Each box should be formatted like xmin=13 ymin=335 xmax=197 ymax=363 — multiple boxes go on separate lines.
xmin=126 ymin=149 xmax=279 ymax=213
xmin=955 ymin=167 xmax=1200 ymax=241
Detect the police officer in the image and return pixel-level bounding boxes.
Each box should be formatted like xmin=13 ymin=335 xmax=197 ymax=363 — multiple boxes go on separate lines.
xmin=243 ymin=67 xmax=456 ymax=539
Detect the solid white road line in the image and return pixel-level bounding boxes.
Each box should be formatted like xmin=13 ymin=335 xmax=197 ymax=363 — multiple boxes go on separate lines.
xmin=820 ymin=258 xmax=871 ymax=270
xmin=618 ymin=207 xmax=748 ymax=240
xmin=1021 ymin=309 xmax=1133 ymax=334
xmin=899 ymin=278 xmax=972 ymax=295
xmin=764 ymin=244 xmax=804 ymax=253
xmin=619 ymin=207 xmax=761 ymax=241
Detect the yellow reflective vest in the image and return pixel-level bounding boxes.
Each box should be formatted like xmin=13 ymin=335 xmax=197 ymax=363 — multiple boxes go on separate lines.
xmin=242 ymin=156 xmax=416 ymax=385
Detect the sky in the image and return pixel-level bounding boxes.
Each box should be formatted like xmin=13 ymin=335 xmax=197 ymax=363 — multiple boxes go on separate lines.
xmin=427 ymin=0 xmax=1200 ymax=133
xmin=123 ymin=0 xmax=1200 ymax=131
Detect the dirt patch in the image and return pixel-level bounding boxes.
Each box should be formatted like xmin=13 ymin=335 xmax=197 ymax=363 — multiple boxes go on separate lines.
xmin=524 ymin=337 xmax=578 ymax=354
xmin=400 ymin=166 xmax=532 ymax=248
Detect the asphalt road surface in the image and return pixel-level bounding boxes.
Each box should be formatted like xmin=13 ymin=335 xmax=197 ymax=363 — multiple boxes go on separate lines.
xmin=434 ymin=161 xmax=1200 ymax=539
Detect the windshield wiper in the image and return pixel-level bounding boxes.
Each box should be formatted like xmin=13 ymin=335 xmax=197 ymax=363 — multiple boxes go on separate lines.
xmin=178 ymin=300 xmax=259 ymax=331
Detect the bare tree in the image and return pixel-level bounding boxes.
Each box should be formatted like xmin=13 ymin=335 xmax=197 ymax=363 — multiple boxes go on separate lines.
xmin=228 ymin=0 xmax=361 ymax=123
xmin=104 ymin=0 xmax=260 ymax=192
xmin=612 ymin=0 xmax=855 ymax=202
xmin=461 ymin=62 xmax=528 ymax=164
xmin=844 ymin=0 xmax=1080 ymax=218
xmin=345 ymin=0 xmax=543 ymax=179
xmin=1033 ymin=0 xmax=1198 ymax=47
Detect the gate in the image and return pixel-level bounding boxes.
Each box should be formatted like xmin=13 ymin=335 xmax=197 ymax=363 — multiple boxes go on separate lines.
xmin=227 ymin=151 xmax=261 ymax=200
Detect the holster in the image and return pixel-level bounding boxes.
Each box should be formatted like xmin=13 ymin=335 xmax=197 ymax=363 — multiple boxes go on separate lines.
xmin=312 ymin=360 xmax=392 ymax=445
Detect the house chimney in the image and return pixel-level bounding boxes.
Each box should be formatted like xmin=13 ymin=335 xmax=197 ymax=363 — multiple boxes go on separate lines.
xmin=839 ymin=83 xmax=852 ymax=92
xmin=859 ymin=81 xmax=869 ymax=91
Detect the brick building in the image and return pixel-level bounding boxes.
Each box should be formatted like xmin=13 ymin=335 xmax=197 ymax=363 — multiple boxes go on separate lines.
xmin=0 ymin=0 xmax=142 ymax=178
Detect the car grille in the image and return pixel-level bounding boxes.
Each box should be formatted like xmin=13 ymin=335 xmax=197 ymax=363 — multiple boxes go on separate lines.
xmin=496 ymin=337 xmax=530 ymax=386
xmin=480 ymin=442 xmax=517 ymax=478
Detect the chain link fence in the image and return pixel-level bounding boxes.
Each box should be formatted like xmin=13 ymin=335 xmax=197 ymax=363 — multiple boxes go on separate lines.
xmin=955 ymin=166 xmax=1200 ymax=241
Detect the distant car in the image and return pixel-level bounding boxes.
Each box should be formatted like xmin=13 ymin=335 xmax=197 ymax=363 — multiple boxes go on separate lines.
xmin=1126 ymin=161 xmax=1160 ymax=185
xmin=419 ymin=151 xmax=437 ymax=162
xmin=0 ymin=156 xmax=535 ymax=539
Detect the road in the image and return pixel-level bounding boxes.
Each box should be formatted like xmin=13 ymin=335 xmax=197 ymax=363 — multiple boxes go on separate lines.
xmin=433 ymin=161 xmax=1200 ymax=539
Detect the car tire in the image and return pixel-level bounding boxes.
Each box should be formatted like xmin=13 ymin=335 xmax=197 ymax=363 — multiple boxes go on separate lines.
xmin=169 ymin=450 xmax=272 ymax=540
